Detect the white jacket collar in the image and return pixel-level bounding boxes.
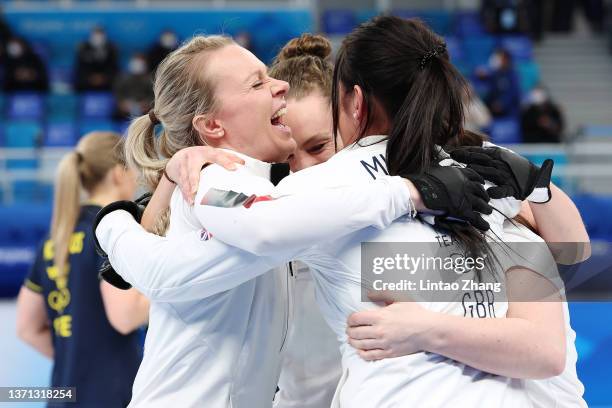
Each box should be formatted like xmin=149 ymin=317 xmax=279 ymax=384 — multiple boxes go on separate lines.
xmin=219 ymin=148 xmax=271 ymax=179
xmin=342 ymin=135 xmax=387 ymax=151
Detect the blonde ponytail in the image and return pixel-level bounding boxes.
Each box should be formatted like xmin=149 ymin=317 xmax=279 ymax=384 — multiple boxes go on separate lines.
xmin=124 ymin=35 xmax=233 ymax=235
xmin=49 ymin=131 xmax=125 ymax=278
xmin=124 ymin=114 xmax=167 ymax=192
xmin=50 ymin=152 xmax=82 ymax=275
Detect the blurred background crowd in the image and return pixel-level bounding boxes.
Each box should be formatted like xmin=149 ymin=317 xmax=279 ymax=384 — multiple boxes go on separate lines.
xmin=0 ymin=0 xmax=611 ymax=406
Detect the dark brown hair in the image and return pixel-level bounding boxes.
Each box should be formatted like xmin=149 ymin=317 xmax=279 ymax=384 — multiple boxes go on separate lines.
xmin=332 ymin=16 xmax=472 ymax=173
xmin=269 ymin=33 xmax=333 ymax=100
xmin=331 ymin=16 xmax=497 ymax=274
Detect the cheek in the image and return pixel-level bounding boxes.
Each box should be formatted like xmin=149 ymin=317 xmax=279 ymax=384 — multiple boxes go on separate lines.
xmin=290 ymin=152 xmax=325 ymax=172
xmin=221 ymin=92 xmax=267 ymax=128
xmin=289 ymin=153 xmax=310 ymax=172
xmin=337 ymin=111 xmax=351 ymax=141
xmin=318 ymin=142 xmax=336 ymax=161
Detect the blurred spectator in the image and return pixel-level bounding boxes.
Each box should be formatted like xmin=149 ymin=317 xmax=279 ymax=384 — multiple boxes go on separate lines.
xmin=3 ymin=37 xmax=49 ymax=92
xmin=75 ymin=27 xmax=118 ymax=91
xmin=476 ymin=49 xmax=520 ymax=118
xmin=481 ymin=0 xmax=529 ymax=34
xmin=521 ymin=85 xmax=564 ymax=143
xmin=113 ymin=53 xmax=154 ymax=120
xmin=464 ymin=86 xmax=493 ymax=133
xmin=147 ymin=30 xmax=179 ymax=73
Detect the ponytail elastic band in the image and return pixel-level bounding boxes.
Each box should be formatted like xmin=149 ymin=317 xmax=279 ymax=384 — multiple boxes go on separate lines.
xmin=75 ymin=151 xmax=84 ymax=164
xmin=148 ymin=109 xmax=160 ymax=125
xmin=419 ymin=43 xmax=447 ymax=70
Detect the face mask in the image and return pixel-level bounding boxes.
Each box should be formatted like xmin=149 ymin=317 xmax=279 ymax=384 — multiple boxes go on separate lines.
xmin=531 ymin=89 xmax=547 ymax=105
xmin=7 ymin=42 xmax=23 ymax=58
xmin=128 ymin=58 xmax=147 ymax=75
xmin=90 ymin=32 xmax=107 ymax=48
xmin=489 ymin=54 xmax=503 ymax=70
xmin=500 ymin=8 xmax=517 ymax=30
xmin=160 ymin=33 xmax=178 ymax=49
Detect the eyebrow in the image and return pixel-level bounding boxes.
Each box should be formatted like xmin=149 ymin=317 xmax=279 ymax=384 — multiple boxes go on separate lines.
xmin=244 ymin=67 xmax=265 ymax=84
xmin=304 ymin=132 xmax=333 ymax=145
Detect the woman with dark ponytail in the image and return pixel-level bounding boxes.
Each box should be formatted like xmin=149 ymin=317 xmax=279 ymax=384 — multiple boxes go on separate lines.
xmin=16 ymin=132 xmax=149 ymax=407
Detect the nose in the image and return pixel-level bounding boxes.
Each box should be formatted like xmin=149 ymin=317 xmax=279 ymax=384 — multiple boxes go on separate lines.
xmin=271 ymin=79 xmax=289 ymax=98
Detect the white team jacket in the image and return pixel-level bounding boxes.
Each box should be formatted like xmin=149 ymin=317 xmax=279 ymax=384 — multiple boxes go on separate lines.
xmin=97 ymin=138 xmax=574 ymax=408
xmin=273 ymin=261 xmax=342 ymax=408
xmin=275 ymin=141 xmax=584 ymax=408
xmin=95 ymin=150 xmax=415 ymax=408
xmin=188 ymin=137 xmax=538 ymax=408
xmin=274 ymin=222 xmax=586 ymax=408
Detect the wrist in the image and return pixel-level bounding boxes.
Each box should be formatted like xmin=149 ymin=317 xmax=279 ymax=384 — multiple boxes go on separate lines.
xmin=404 ymin=180 xmax=426 ymax=212
xmin=162 ymin=168 xmax=176 ymax=185
xmin=158 ymin=173 xmax=175 ymax=189
xmin=419 ymin=311 xmax=449 ymax=353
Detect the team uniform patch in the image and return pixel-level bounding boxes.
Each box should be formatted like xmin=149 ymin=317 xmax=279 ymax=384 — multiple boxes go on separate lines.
xmin=201 ymin=188 xmax=275 ymax=209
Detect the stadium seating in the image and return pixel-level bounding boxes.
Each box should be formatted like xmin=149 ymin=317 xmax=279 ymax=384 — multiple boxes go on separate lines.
xmin=0 ymin=7 xmax=543 ymax=206
xmin=48 ymin=63 xmax=74 ymax=91
xmin=78 ymin=119 xmax=119 ymax=136
xmin=4 ymin=121 xmax=42 ymax=148
xmin=0 ymin=203 xmax=52 ymax=297
xmin=516 ymin=61 xmax=541 ymax=94
xmin=445 ymin=36 xmax=465 ymax=64
xmin=322 ymin=9 xmax=356 ymax=35
xmin=453 ymin=11 xmax=486 ymax=37
xmin=463 ymin=35 xmax=497 ymax=67
xmin=12 ymin=181 xmax=53 ymax=204
xmin=392 ymin=10 xmax=452 ymax=36
xmin=499 ymin=35 xmax=533 ymax=61
xmin=80 ymin=92 xmax=115 ymax=119
xmin=47 ymin=93 xmax=78 ymax=120
xmin=6 ymin=93 xmax=45 ymax=120
xmin=45 ymin=121 xmax=78 ymax=147
xmin=573 ymin=195 xmax=612 ymax=240
xmin=487 ymin=116 xmax=522 ymax=144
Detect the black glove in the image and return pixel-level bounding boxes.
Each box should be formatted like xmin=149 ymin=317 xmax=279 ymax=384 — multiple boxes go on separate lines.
xmin=93 ymin=193 xmax=151 ymax=290
xmin=406 ymin=165 xmax=493 ymax=231
xmin=450 ymin=146 xmax=553 ymax=203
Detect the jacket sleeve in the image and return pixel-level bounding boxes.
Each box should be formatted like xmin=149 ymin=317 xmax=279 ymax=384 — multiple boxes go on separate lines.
xmin=95 ymin=210 xmax=295 ymax=302
xmin=192 ymin=175 xmax=413 ymax=256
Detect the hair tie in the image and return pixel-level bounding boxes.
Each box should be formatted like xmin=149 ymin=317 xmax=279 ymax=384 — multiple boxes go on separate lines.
xmin=419 ymin=43 xmax=447 ymax=70
xmin=75 ymin=151 xmax=84 ymax=164
xmin=148 ymin=109 xmax=160 ymax=125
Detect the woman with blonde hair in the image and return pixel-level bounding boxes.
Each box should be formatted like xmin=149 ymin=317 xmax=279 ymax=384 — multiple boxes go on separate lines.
xmin=16 ymin=131 xmax=149 ymax=407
